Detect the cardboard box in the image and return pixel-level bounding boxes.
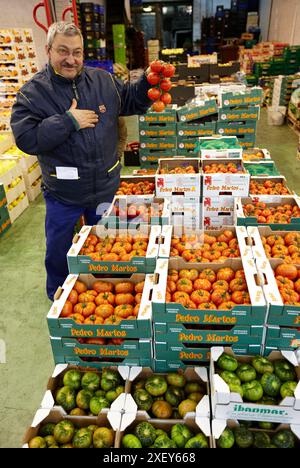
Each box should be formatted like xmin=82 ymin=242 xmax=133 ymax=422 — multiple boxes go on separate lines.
xmin=140 ymin=137 xmax=177 ymax=151
xmin=176 ymin=98 xmax=218 ymax=123
xmin=203 ymin=196 xmax=235 ymax=214
xmin=22 ymin=407 xmax=121 ymax=448
xmin=56 ymin=355 xmax=153 ymax=369
xmin=212 ymin=420 xmax=300 ymax=448
xmin=210 ymin=346 xmax=300 ymax=423
xmin=51 ymin=336 xmax=153 ymax=361
xmin=152 ymin=257 xmax=266 ymax=329
xmin=199 ymin=136 xmax=243 ymax=159
xmin=139 ymin=124 xmax=177 ymax=138
xmin=67 ymin=224 xmax=160 ymax=274
xmin=101 ymin=195 xmax=171 ymax=227
xmin=154 ymin=343 xmax=262 ymax=365
xmin=219 ymin=87 xmax=263 ymax=108
xmin=244 ymin=161 xmax=280 ymax=177
xmin=264 ymin=325 xmax=300 ymax=351
xmin=126 ymin=366 xmax=210 ymax=418
xmin=257 ymin=257 xmax=300 ymax=327
xmin=216 ymin=121 xmax=257 ymax=137
xmin=139 ymin=109 xmax=177 ymax=125
xmin=218 ymin=106 xmax=260 ymax=121
xmin=158 ymin=225 xmax=252 ymax=260
xmin=0 ymin=204 xmax=11 ymax=236
xmin=47 ymin=273 xmax=154 ymax=339
xmin=203 ymin=212 xmax=235 ymax=229
xmin=177 ymin=138 xmax=199 ymax=154
xmin=115 ymin=411 xmax=212 ymax=448
xmin=26 ymin=177 xmax=42 ymax=202
xmin=202 ymin=159 xmax=250 ymax=197
xmin=117 ymin=175 xmax=156 ymax=198
xmin=248 ymin=226 xmax=300 ymax=263
xmin=249 ymin=176 xmax=293 ymax=197
xmin=155 ymin=158 xmax=201 ymax=197
xmin=8 ymin=194 xmax=29 ymax=223
xmin=177 ymin=122 xmax=216 ymax=137
xmin=235 ymin=196 xmax=300 ymax=230
xmin=0 ymin=159 xmax=26 ymax=204
xmin=0 ymin=131 xmax=14 ymax=153
xmin=40 ymin=364 xmax=130 ymax=415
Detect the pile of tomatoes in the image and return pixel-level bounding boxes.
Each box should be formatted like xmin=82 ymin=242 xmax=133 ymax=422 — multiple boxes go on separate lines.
xmin=249 ymin=179 xmax=291 ymax=196
xmin=60 ymin=279 xmax=144 ymax=325
xmin=166 ymin=267 xmax=250 ymax=310
xmin=160 ymin=165 xmax=196 ymax=175
xmin=116 ymin=180 xmax=155 ymax=196
xmin=242 ymin=150 xmax=266 ymax=161
xmin=147 ymin=60 xmax=175 ymax=112
xmin=79 ymin=232 xmax=149 ymax=262
xmin=273 ymin=263 xmax=300 ymax=305
xmin=243 ymin=201 xmax=300 ymax=224
xmin=203 ymin=162 xmax=244 ymax=174
xmin=170 ymin=231 xmax=240 ymax=263
xmin=261 ymin=232 xmax=300 ymax=264
xmin=112 ymin=202 xmax=163 ymax=223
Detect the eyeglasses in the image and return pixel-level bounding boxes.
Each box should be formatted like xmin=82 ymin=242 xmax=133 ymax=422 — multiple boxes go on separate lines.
xmin=50 ymin=47 xmax=83 ymax=59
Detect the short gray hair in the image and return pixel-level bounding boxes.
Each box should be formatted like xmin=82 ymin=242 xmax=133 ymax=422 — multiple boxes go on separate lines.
xmin=47 ymin=21 xmax=83 ymax=48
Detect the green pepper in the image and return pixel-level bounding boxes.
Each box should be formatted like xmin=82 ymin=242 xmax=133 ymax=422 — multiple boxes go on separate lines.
xmin=122 ymin=434 xmax=142 ymax=448
xmin=280 ymin=381 xmax=297 ymax=399
xmin=251 ymin=356 xmax=274 ymax=375
xmin=171 ymin=423 xmax=194 ymax=448
xmin=145 ymin=375 xmax=168 ymax=396
xmin=242 ymin=380 xmax=264 ymax=401
xmin=236 ymin=364 xmax=257 ymax=382
xmin=274 ymin=360 xmax=296 ymax=382
xmin=217 ymin=353 xmax=238 ymax=372
xmin=165 ymin=386 xmax=184 ymax=407
xmin=220 ymin=371 xmax=241 ymax=386
xmin=166 ymin=372 xmax=186 ymax=388
xmin=216 ymin=428 xmax=235 ymax=449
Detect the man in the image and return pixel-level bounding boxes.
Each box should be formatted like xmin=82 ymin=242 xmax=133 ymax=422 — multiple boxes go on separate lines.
xmin=10 ymin=22 xmax=152 ymax=301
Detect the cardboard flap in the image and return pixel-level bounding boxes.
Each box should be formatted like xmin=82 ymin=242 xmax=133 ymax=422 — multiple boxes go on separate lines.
xmin=256 ymin=258 xmax=283 ymax=305
xmin=158 ymin=225 xmax=172 ymax=258
xmin=247 ymin=226 xmax=266 ymax=259
xmin=236 ymin=225 xmax=252 ymax=258
xmin=211 ymin=418 xmax=228 ymax=439
xmin=119 ymin=412 xmax=137 ymax=431
xmin=235 ymin=197 xmax=244 ymax=218
xmin=195 ymin=416 xmax=211 ymax=437
xmin=31 ymin=408 xmax=51 ymax=427
xmin=290 ymin=424 xmax=300 ymax=438
xmin=195 ymin=395 xmax=210 ymax=418
xmin=137 ymin=274 xmax=154 ymax=320
xmin=152 ymin=259 xmax=168 ymax=304
xmin=107 ymin=410 xmax=122 ymax=431
xmin=194 ymin=366 xmax=208 ymax=382
xmin=117 ymin=366 xmax=130 ymax=381
xmin=40 ymin=390 xmax=55 ymax=409
xmin=124 ymin=394 xmax=138 ymax=413
xmin=211 ymin=346 xmax=225 ymax=362
xmin=242 ymin=257 xmax=266 ymax=307
xmin=67 ymin=225 xmax=91 ymax=257
xmin=52 ymin=364 xmax=68 ymax=378
xmin=146 ymin=225 xmax=161 ymax=258
xmin=128 ymin=366 xmax=143 ymax=381
xmin=110 ymin=393 xmax=127 ymax=412
xmin=47 ymin=274 xmax=78 ymax=319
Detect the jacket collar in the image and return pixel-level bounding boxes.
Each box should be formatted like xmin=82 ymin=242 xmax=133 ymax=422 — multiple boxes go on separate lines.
xmin=46 ymin=63 xmax=84 ymax=84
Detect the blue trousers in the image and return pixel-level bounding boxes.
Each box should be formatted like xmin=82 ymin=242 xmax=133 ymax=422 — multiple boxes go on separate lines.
xmin=43 ymin=190 xmax=103 ymax=301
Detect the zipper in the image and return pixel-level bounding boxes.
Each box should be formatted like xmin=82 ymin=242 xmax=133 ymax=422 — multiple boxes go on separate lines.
xmin=72 ymin=80 xmax=80 ymax=101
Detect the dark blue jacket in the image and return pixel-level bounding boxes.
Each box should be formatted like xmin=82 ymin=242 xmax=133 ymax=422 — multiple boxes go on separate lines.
xmin=10 ymin=65 xmax=151 ymax=208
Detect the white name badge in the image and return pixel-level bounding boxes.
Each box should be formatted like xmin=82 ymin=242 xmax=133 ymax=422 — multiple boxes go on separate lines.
xmin=56 ymin=167 xmax=79 ymax=180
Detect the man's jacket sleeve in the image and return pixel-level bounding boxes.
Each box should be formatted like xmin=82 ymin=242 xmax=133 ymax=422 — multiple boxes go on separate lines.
xmin=10 ymin=90 xmax=77 ymax=155
xmin=113 ymin=72 xmax=152 ymax=116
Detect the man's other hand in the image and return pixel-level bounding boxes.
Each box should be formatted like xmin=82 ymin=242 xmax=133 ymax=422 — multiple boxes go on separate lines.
xmin=68 ymin=99 xmax=99 ymax=129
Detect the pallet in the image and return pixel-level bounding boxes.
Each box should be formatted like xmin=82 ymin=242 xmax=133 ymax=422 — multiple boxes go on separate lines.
xmin=287 ymin=110 xmax=300 ymax=136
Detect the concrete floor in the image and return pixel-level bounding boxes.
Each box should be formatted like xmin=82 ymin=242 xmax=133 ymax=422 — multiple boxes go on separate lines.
xmin=0 ymin=109 xmax=299 ymax=447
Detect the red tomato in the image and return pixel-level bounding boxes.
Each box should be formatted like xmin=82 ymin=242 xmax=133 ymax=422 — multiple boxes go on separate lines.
xmin=150 ymin=60 xmax=163 ymax=73
xmin=161 ymin=63 xmax=175 ymax=77
xmin=147 ymin=87 xmax=161 ymax=101
xmin=147 ymin=72 xmax=160 ymax=85
xmin=160 ymin=78 xmax=172 ymax=91
xmin=160 ymin=92 xmax=172 ymax=105
xmin=152 ymin=100 xmax=165 ymax=112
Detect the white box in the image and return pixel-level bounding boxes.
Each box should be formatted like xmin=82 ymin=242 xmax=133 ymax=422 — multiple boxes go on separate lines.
xmin=8 ymin=193 xmax=29 ymax=223
xmin=199 ymin=136 xmax=243 ymax=159
xmin=203 ymin=212 xmax=234 ymax=229
xmin=202 ymin=159 xmax=250 ymax=197
xmin=155 ymin=158 xmax=201 ymax=197
xmin=210 ymin=346 xmax=300 ymax=423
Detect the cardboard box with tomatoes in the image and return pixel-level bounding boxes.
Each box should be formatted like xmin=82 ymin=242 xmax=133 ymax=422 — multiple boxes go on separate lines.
xmin=151 ymin=257 xmax=267 ymax=338
xmin=242 ymin=148 xmax=271 ymax=162
xmin=202 ymin=158 xmax=250 ymax=198
xmin=47 ymin=272 xmax=154 ymax=350
xmin=235 ymin=196 xmax=300 ymax=230
xmin=210 ymin=346 xmax=300 ymax=424
xmin=155 ymin=158 xmax=201 ymax=197
xmin=67 ymin=225 xmax=161 ymax=274
xmin=100 ymin=195 xmax=171 ymax=228
xmin=249 ymin=176 xmax=293 ymax=197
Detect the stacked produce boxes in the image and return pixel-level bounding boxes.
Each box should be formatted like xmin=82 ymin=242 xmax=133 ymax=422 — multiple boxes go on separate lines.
xmin=0 ymin=157 xmax=29 ymax=223
xmin=0 ymin=182 xmax=11 ymax=236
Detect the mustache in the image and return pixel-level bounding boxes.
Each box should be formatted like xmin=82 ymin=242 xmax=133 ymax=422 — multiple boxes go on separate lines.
xmin=62 ymin=64 xmax=79 ymax=68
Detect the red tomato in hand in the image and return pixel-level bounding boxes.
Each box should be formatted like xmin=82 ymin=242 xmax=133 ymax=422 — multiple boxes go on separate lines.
xmin=152 ymin=100 xmax=165 ymax=112
xmin=160 ymin=78 xmax=172 ymax=91
xmin=161 ymin=92 xmax=172 ymax=105
xmin=150 ymin=60 xmax=163 ymax=73
xmin=161 ymin=63 xmax=175 ymax=77
xmin=147 ymin=72 xmax=160 ymax=85
xmin=147 ymin=87 xmax=161 ymax=101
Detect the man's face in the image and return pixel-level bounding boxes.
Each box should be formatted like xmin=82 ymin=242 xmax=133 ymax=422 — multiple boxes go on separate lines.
xmin=46 ymin=33 xmax=84 ymax=80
